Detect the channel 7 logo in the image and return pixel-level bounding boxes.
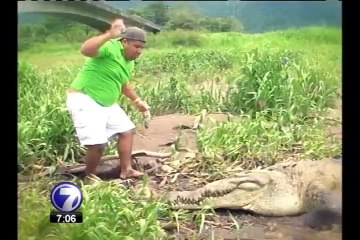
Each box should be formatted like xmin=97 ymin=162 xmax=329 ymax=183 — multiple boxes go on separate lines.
xmin=49 ymin=182 xmax=83 ymax=223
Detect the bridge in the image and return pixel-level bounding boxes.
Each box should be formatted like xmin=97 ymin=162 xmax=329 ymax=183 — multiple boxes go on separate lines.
xmin=18 ymin=1 xmax=162 ymax=33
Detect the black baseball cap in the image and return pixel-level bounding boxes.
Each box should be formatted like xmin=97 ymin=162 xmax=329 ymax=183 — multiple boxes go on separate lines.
xmin=118 ymin=27 xmax=146 ymax=42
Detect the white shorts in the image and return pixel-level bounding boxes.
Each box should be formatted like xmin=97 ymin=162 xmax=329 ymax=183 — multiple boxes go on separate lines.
xmin=66 ymin=92 xmax=135 ymax=146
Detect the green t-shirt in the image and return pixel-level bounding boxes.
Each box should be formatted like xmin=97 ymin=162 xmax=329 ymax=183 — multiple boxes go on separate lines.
xmin=71 ymin=39 xmax=134 ymax=107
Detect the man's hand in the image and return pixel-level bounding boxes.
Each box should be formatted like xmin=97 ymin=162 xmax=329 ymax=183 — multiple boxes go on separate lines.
xmin=132 ymin=98 xmax=150 ymax=112
xmin=107 ymin=19 xmax=126 ymax=39
xmin=121 ymin=83 xmax=149 ymax=112
xmin=80 ymin=18 xmax=125 ymax=57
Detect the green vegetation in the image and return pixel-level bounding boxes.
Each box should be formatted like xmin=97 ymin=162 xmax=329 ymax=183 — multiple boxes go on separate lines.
xmin=18 ymin=25 xmax=341 ymax=239
xmin=117 ymin=1 xmax=341 ymax=33
xmin=18 ymin=2 xmax=242 ymax=52
xmin=127 ymin=2 xmax=243 ymax=32
xmin=18 ymin=178 xmax=169 ymax=240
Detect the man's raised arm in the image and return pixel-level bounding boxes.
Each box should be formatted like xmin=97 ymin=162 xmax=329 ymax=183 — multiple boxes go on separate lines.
xmin=80 ymin=19 xmax=125 ymax=57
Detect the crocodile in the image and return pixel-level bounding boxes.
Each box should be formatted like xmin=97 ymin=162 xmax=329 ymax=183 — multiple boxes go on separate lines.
xmin=168 ymin=158 xmax=342 ymax=217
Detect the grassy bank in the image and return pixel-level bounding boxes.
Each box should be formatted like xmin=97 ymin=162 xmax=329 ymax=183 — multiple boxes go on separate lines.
xmin=18 ymin=26 xmax=341 ymax=75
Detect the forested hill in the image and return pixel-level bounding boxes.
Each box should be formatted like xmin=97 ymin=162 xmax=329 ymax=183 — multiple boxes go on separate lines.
xmin=18 ymin=1 xmax=341 ymax=33
xmin=106 ymin=1 xmax=342 ymax=33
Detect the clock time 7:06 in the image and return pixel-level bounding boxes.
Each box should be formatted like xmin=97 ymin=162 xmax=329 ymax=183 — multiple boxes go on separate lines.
xmin=50 ymin=212 xmax=83 ymax=223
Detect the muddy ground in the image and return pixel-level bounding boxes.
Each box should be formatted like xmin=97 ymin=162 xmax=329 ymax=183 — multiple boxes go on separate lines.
xmin=57 ymin=106 xmax=342 ymax=240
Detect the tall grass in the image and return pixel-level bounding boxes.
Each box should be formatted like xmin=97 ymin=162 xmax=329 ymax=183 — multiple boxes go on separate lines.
xmin=197 ymin=114 xmax=340 ymax=172
xmin=18 ymin=178 xmax=170 ymax=240
xmin=136 ymin=49 xmax=234 ymax=75
xmin=18 ymin=62 xmax=86 ymax=169
xmin=224 ymin=48 xmax=339 ymax=119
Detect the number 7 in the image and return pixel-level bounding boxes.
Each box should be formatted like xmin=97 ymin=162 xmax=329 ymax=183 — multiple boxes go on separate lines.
xmin=60 ymin=188 xmax=77 ymax=211
xmin=57 ymin=214 xmax=62 ymax=222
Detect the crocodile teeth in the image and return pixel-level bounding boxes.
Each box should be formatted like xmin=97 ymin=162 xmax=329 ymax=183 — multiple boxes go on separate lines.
xmin=171 ymin=187 xmax=235 ymax=206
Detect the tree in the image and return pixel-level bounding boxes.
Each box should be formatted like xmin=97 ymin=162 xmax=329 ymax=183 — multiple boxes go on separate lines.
xmin=165 ymin=3 xmax=203 ymax=30
xmin=129 ymin=2 xmax=170 ymax=27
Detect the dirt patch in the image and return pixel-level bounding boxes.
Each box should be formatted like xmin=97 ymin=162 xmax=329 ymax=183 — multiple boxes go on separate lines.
xmin=132 ymin=113 xmax=200 ymax=184
xmin=167 ymin=211 xmax=341 ymax=240
xmin=133 ymin=113 xmax=197 ymax=153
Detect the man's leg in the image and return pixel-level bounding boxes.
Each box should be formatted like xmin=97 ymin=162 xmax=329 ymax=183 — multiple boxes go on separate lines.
xmin=84 ymin=144 xmax=105 ymax=176
xmin=66 ymin=92 xmax=108 ymax=178
xmin=106 ymin=103 xmax=143 ymax=179
xmin=117 ymin=130 xmax=143 ymax=179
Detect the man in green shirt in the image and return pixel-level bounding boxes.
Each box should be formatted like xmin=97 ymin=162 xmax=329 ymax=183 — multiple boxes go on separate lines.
xmin=66 ymin=19 xmax=149 ymax=179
